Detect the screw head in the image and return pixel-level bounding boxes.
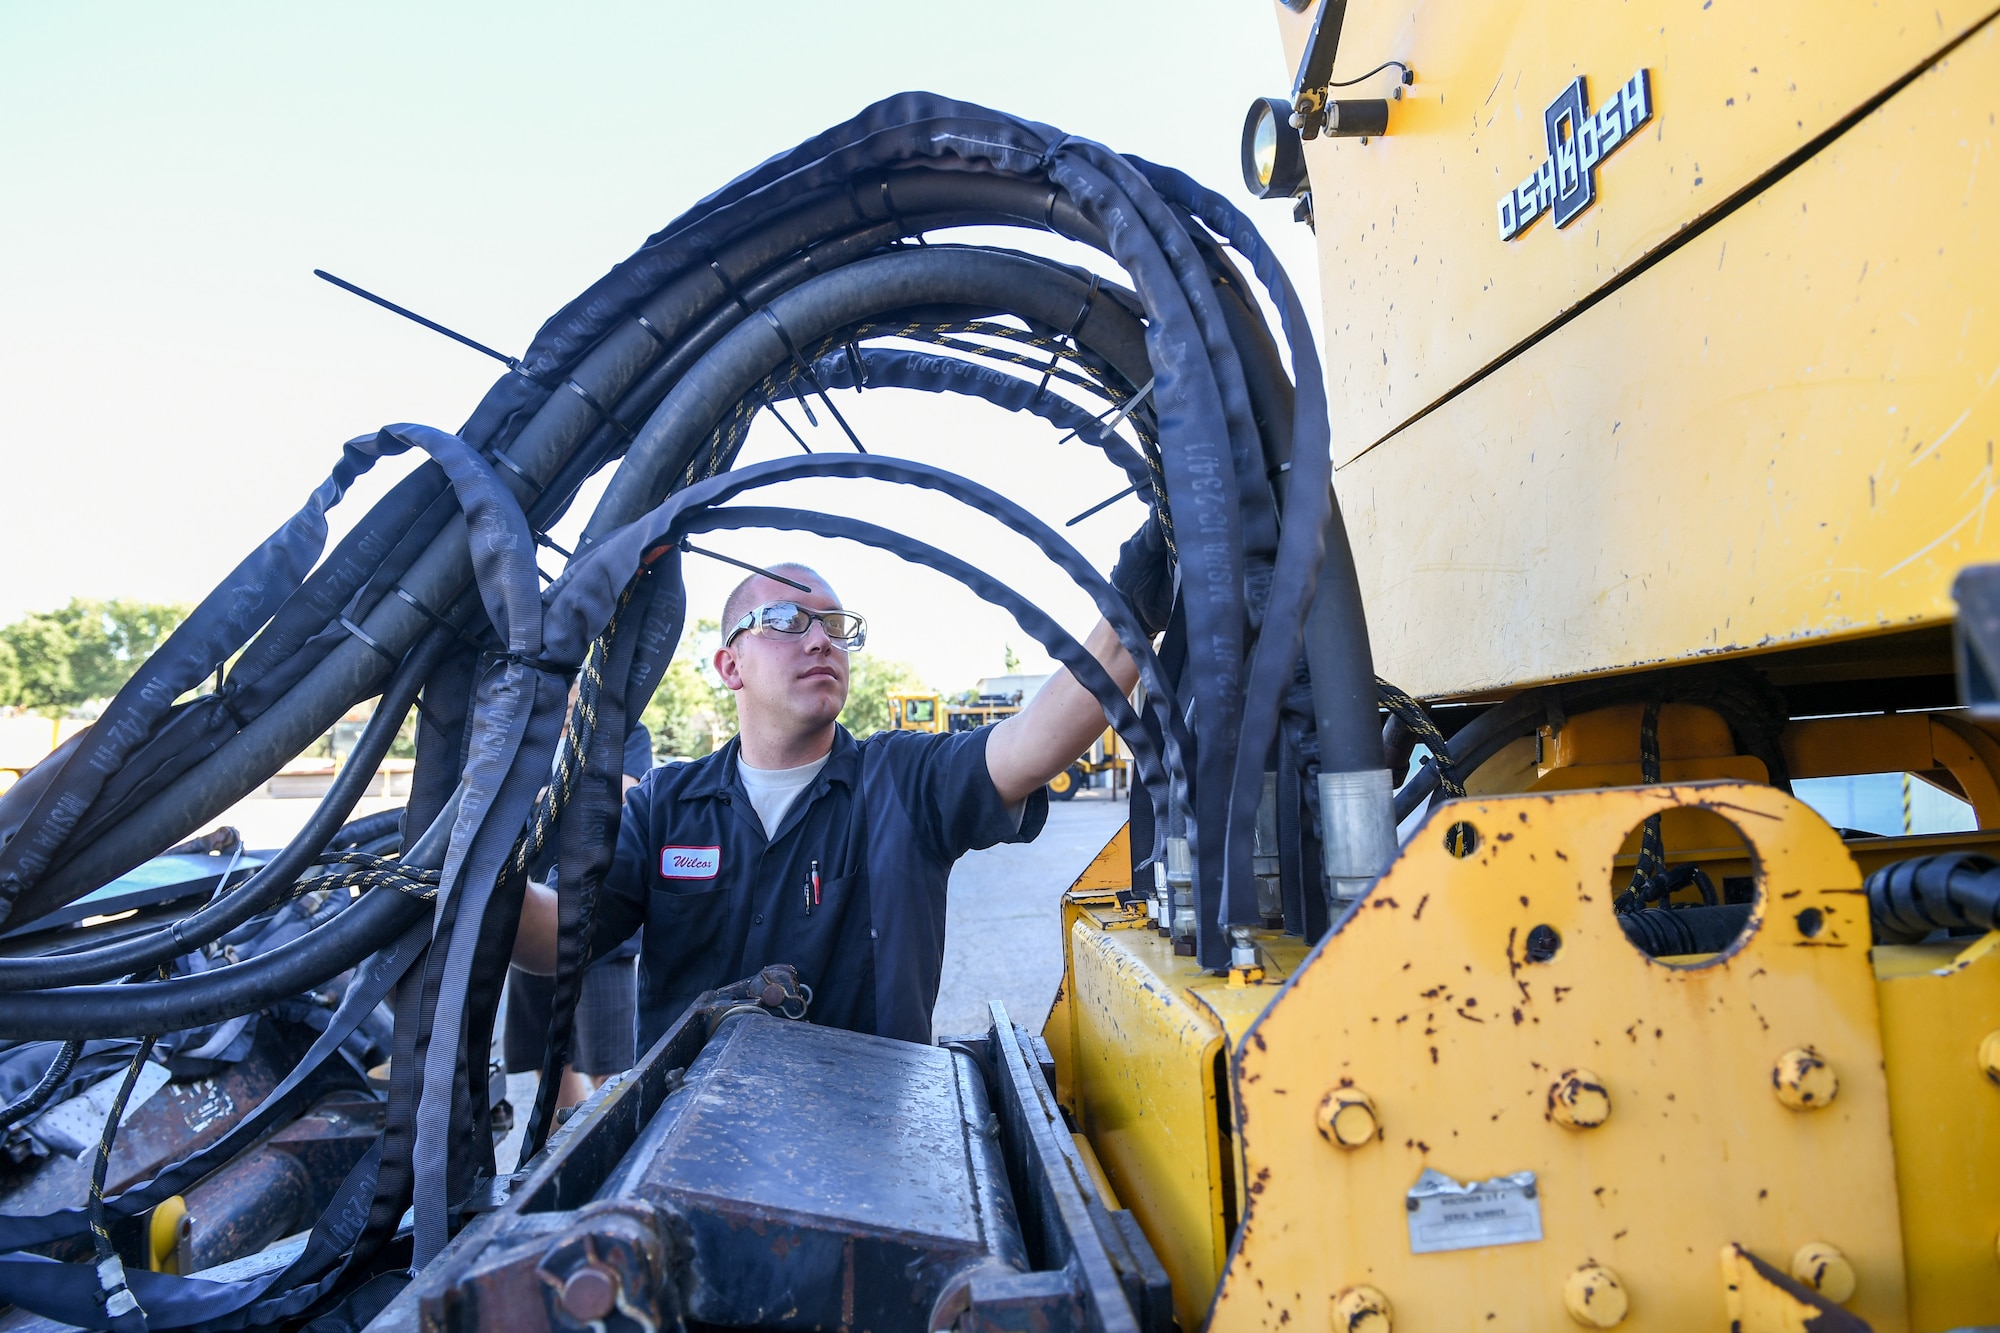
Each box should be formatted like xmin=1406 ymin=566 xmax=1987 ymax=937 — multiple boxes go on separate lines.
xmin=558 ymin=1267 xmax=617 ymax=1323
xmin=1548 ymin=1069 xmax=1611 ymax=1129
xmin=1316 ymin=1088 xmax=1379 ymax=1149
xmin=1773 ymin=1047 xmax=1839 ymax=1110
xmin=1790 ymin=1242 xmax=1856 ymax=1305
xmin=1331 ymin=1284 xmax=1392 ymax=1332
xmin=1563 ymin=1264 xmax=1628 ymax=1327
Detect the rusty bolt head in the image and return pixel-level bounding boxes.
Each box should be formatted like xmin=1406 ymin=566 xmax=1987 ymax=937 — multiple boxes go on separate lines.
xmin=1548 ymin=1069 xmax=1611 ymax=1129
xmin=1562 ymin=1263 xmax=1628 ymax=1327
xmin=1978 ymin=1030 xmax=2000 ymax=1086
xmin=1316 ymin=1089 xmax=1379 ymax=1149
xmin=1331 ymin=1284 xmax=1392 ymax=1332
xmin=558 ymin=1266 xmax=617 ymax=1323
xmin=1773 ymin=1047 xmax=1838 ymax=1110
xmin=1790 ymin=1242 xmax=1856 ymax=1304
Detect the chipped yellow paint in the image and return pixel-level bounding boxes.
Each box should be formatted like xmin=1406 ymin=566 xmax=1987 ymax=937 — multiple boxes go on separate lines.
xmin=1270 ymin=0 xmax=1996 ymax=465
xmin=1331 ymin=20 xmax=2000 ymax=697
xmin=1052 ymin=839 xmax=1311 ymax=1333
xmin=1045 ymin=822 xmax=1132 ymax=1109
xmin=1874 ymin=930 xmax=2000 ymax=1330
xmin=1211 ymin=784 xmax=1908 ymax=1332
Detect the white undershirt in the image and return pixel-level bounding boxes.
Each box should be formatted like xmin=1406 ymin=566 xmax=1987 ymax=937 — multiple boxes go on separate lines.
xmin=737 ymin=753 xmax=831 ymax=837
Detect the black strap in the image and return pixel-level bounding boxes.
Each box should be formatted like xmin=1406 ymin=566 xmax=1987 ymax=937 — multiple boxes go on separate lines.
xmin=337 ymin=617 xmax=400 ymax=669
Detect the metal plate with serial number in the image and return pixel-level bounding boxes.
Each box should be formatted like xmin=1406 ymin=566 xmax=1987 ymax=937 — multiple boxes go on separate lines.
xmin=1406 ymin=1168 xmax=1543 ymax=1254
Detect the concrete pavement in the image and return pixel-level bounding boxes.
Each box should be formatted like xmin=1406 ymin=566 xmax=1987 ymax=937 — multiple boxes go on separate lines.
xmin=931 ymin=793 xmax=1129 ymax=1040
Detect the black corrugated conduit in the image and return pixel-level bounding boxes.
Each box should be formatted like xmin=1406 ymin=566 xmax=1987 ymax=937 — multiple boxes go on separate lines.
xmin=0 ymin=95 xmax=1394 ymax=1326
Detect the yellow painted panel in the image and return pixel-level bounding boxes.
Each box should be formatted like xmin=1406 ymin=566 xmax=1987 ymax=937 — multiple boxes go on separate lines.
xmin=1212 ymin=784 xmax=1908 ymax=1332
xmin=1269 ymin=0 xmax=1995 ymax=461
xmin=1341 ymin=27 xmax=2000 ymax=696
xmin=1875 ymin=933 xmax=2000 ymax=1330
xmin=1068 ymin=922 xmax=1228 ymax=1332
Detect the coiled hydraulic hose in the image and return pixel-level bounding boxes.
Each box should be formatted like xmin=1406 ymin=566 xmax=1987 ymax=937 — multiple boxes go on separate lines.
xmin=0 ymin=626 xmax=449 ymax=991
xmin=0 ymin=96 xmax=1391 ymax=1309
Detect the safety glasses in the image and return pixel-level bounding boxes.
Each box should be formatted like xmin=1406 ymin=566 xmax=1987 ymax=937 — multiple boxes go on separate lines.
xmin=724 ymin=601 xmax=868 ymax=651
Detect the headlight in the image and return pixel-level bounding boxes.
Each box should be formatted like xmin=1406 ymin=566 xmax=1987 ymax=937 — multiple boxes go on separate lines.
xmin=1241 ymin=96 xmax=1307 ymax=200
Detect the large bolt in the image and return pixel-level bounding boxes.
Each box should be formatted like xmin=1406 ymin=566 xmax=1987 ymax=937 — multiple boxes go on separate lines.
xmin=1563 ymin=1263 xmax=1628 ymax=1327
xmin=558 ymin=1266 xmax=617 ymax=1323
xmin=1978 ymin=1030 xmax=2000 ymax=1086
xmin=1548 ymin=1069 xmax=1611 ymax=1129
xmin=1316 ymin=1088 xmax=1379 ymax=1149
xmin=1790 ymin=1242 xmax=1856 ymax=1304
xmin=1331 ymin=1284 xmax=1391 ymax=1332
xmin=1773 ymin=1047 xmax=1839 ymax=1110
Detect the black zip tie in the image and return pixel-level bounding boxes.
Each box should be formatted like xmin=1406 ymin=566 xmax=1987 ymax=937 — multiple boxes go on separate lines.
xmin=679 ymin=539 xmax=814 ymax=592
xmin=634 ymin=313 xmax=671 ymax=350
xmin=1065 ymin=480 xmax=1145 ymax=527
xmin=1034 ymin=272 xmax=1100 ymax=406
xmin=1057 ymin=375 xmax=1156 ymax=446
xmin=485 ymin=448 xmax=547 ymax=504
xmin=535 ymin=532 xmax=574 ymax=560
xmin=709 ymin=260 xmax=756 ymax=317
xmin=339 ymin=615 xmax=402 ymax=669
xmin=879 ymin=179 xmax=923 ymax=245
xmin=760 ymin=307 xmax=869 ymax=453
xmin=760 ymin=392 xmax=815 ymax=454
xmin=565 ymin=378 xmax=631 ymax=438
xmin=393 ymin=587 xmax=481 ymax=651
xmin=313 ymin=269 xmax=525 ymax=373
xmin=843 ymin=339 xmax=868 ymax=390
xmin=1041 ymin=183 xmax=1062 ymax=231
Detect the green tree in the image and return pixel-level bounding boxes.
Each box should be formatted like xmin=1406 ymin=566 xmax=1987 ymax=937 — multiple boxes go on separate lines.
xmin=640 ymin=620 xmax=737 ymax=759
xmin=0 ymin=617 xmax=77 ymax=711
xmin=1002 ymin=643 xmax=1021 ymax=673
xmin=0 ymin=599 xmax=191 ymax=712
xmin=44 ymin=599 xmax=190 ymax=701
xmin=839 ymin=653 xmax=922 ymax=737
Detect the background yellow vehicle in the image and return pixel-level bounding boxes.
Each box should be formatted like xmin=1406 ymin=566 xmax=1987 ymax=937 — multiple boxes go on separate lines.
xmin=890 ymin=689 xmax=1129 ymax=799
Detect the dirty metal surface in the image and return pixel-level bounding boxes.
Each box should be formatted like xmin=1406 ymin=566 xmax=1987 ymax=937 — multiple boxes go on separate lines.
xmin=1873 ymin=932 xmax=2000 ymax=1330
xmin=1272 ymin=0 xmax=1996 ymax=467
xmin=1212 ymin=783 xmax=1908 ymax=1332
xmin=595 ymin=1011 xmax=1027 ymax=1330
xmin=1336 ymin=22 xmax=2000 ymax=698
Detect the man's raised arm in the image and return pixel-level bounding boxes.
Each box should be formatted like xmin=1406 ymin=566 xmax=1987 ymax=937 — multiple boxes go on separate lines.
xmin=984 ymin=516 xmax=1170 ymax=807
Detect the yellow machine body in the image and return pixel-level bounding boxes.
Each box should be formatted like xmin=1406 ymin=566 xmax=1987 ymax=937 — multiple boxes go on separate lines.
xmin=1042 ymin=5 xmax=2000 ymax=1330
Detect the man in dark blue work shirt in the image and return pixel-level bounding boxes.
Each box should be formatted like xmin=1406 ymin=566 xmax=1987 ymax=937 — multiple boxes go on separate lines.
xmin=512 ymin=561 xmax=1146 ymax=1048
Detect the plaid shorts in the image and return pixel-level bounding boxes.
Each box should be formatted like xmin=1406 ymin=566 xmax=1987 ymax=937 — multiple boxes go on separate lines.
xmin=502 ymin=955 xmax=638 ymax=1077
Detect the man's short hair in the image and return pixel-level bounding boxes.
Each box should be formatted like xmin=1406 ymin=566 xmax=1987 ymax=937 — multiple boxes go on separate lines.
xmin=721 ymin=563 xmax=834 ymax=634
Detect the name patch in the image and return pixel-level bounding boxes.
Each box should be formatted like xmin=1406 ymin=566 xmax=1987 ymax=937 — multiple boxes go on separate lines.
xmin=660 ymin=845 xmax=721 ymax=879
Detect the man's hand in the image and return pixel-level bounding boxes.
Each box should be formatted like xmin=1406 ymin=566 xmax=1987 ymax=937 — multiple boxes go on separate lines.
xmin=514 ymin=879 xmax=559 ymax=975
xmin=1110 ymin=507 xmax=1174 ymax=637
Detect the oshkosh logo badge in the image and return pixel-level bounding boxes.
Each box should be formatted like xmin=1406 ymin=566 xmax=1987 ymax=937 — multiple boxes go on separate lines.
xmin=660 ymin=845 xmax=721 ymax=879
xmin=1498 ymin=69 xmax=1653 ymax=241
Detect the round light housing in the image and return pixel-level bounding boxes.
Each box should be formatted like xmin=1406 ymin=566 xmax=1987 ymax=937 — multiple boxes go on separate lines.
xmin=1241 ymin=96 xmax=1307 ymax=200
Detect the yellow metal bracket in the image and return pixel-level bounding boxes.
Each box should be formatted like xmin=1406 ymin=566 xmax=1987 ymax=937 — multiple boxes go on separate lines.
xmin=1210 ymin=783 xmax=1909 ymax=1332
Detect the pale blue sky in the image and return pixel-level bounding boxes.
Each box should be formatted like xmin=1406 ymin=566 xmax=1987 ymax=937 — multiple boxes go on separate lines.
xmin=0 ymin=3 xmax=1317 ymax=689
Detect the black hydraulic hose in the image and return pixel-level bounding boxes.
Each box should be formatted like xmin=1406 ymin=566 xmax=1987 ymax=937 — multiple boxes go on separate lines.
xmin=1619 ymin=903 xmax=1754 ymax=957
xmin=8 ymin=174 xmax=1134 ymax=927
xmin=1867 ymin=853 xmax=2000 ymax=944
xmin=0 ymin=626 xmax=449 ymax=991
xmin=583 ymin=248 xmax=1152 ymax=538
xmin=1394 ymin=692 xmax=1551 ymax=821
xmin=0 ymin=1039 xmax=79 ymax=1131
xmin=329 ymin=807 xmax=405 ymax=852
xmin=0 ymin=789 xmax=459 ymax=1042
xmin=0 ymin=884 xmax=423 ymax=1042
xmin=678 ymin=504 xmax=1181 ymax=835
